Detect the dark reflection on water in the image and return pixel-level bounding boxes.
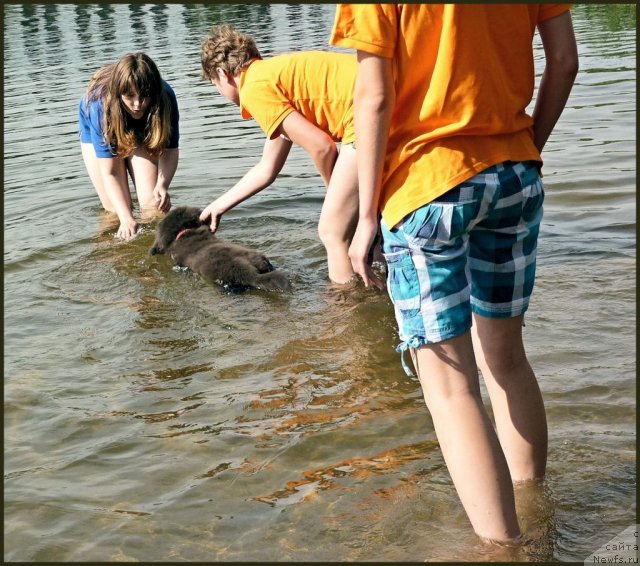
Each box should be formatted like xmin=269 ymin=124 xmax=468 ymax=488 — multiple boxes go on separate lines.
xmin=74 ymin=5 xmax=94 ymax=60
xmin=3 ymin=3 xmax=636 ymax=562
xmin=96 ymin=5 xmax=117 ymax=47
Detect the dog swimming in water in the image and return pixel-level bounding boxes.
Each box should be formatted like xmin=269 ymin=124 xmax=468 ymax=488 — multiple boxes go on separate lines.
xmin=150 ymin=206 xmax=292 ymax=292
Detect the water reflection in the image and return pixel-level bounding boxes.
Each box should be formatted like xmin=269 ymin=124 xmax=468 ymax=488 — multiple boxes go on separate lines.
xmin=96 ymin=5 xmax=116 ymax=47
xmin=575 ymin=3 xmax=636 ymax=32
xmin=284 ymin=4 xmax=305 ymax=48
xmin=74 ymin=5 xmax=93 ymax=60
xmin=20 ymin=4 xmax=41 ymax=58
xmin=180 ymin=4 xmax=275 ymax=50
xmin=150 ymin=4 xmax=169 ymax=37
xmin=128 ymin=4 xmax=149 ymax=48
xmin=42 ymin=4 xmax=61 ymax=49
xmin=20 ymin=3 xmax=39 ymax=31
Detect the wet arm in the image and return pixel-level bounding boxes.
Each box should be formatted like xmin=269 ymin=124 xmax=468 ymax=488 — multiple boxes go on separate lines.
xmin=533 ymin=11 xmax=579 ymax=153
xmin=154 ymin=148 xmax=179 ymax=212
xmin=350 ymin=51 xmax=395 ymax=288
xmin=200 ymin=136 xmax=292 ymax=231
xmin=97 ymin=156 xmax=138 ymax=239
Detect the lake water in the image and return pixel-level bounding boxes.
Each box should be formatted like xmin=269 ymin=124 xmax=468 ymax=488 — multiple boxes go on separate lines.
xmin=3 ymin=3 xmax=636 ymax=562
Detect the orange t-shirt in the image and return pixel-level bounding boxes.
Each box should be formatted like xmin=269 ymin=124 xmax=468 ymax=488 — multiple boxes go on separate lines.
xmin=239 ymin=51 xmax=357 ymax=144
xmin=330 ymin=3 xmax=572 ymax=228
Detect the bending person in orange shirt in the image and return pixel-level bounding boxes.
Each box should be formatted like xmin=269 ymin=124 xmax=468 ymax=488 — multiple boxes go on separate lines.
xmin=331 ymin=4 xmax=578 ymax=544
xmin=199 ymin=24 xmax=364 ymax=284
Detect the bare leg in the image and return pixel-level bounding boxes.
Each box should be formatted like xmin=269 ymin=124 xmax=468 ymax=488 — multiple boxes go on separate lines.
xmin=472 ymin=314 xmax=548 ymax=482
xmin=81 ymin=143 xmax=132 ymax=213
xmin=126 ymin=147 xmax=160 ymax=221
xmin=318 ymin=144 xmax=359 ymax=284
xmin=411 ymin=332 xmax=521 ymax=542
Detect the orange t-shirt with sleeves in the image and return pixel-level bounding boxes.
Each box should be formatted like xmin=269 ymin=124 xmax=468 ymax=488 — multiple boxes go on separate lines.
xmin=330 ymin=3 xmax=572 ymax=228
xmin=239 ymin=51 xmax=357 ymax=144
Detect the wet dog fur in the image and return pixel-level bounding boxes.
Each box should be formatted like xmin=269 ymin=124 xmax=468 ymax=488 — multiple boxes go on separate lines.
xmin=150 ymin=206 xmax=292 ymax=292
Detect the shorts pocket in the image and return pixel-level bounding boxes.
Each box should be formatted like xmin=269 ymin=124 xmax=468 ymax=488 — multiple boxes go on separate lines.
xmin=383 ymin=249 xmax=421 ymax=318
xmin=521 ymin=178 xmax=545 ymax=221
xmin=414 ymin=201 xmax=479 ymax=245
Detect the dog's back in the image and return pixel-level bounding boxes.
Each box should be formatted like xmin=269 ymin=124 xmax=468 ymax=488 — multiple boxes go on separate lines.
xmin=171 ymin=228 xmax=291 ymax=291
xmin=151 ymin=207 xmax=292 ymax=292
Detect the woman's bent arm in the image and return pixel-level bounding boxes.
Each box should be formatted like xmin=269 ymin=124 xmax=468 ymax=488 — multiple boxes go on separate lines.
xmin=154 ymin=148 xmax=179 ymax=212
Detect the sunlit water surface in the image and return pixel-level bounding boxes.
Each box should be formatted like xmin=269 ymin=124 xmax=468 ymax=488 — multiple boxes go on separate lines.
xmin=4 ymin=4 xmax=635 ymax=562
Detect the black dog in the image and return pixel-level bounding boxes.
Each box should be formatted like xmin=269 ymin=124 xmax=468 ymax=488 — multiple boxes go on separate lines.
xmin=150 ymin=206 xmax=292 ymax=292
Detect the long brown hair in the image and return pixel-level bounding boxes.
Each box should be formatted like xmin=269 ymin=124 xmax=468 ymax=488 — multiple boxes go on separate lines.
xmin=86 ymin=52 xmax=171 ymax=157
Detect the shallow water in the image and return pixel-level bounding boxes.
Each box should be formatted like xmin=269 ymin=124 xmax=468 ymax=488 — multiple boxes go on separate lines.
xmin=3 ymin=3 xmax=636 ymax=562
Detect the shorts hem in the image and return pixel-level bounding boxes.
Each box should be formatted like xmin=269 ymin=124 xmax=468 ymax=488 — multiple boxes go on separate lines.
xmin=398 ymin=324 xmax=472 ymax=351
xmin=471 ymin=303 xmax=529 ymax=319
xmin=395 ymin=324 xmax=471 ymax=377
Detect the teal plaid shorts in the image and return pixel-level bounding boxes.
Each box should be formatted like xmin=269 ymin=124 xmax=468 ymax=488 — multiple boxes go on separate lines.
xmin=381 ymin=161 xmax=544 ymax=375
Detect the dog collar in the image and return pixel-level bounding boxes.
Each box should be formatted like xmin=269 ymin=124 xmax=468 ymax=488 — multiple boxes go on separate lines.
xmin=175 ymin=228 xmax=192 ymax=241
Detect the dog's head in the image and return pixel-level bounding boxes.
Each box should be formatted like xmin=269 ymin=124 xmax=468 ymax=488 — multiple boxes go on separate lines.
xmin=150 ymin=206 xmax=206 ymax=255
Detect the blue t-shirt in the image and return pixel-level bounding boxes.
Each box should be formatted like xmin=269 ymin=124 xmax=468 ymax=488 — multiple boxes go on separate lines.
xmin=78 ymin=80 xmax=179 ymax=158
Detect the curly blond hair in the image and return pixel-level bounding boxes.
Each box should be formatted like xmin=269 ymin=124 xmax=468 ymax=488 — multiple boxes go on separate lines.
xmin=200 ymin=23 xmax=261 ymax=80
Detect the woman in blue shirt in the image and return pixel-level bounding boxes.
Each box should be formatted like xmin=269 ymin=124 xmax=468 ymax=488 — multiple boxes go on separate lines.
xmin=79 ymin=52 xmax=179 ymax=240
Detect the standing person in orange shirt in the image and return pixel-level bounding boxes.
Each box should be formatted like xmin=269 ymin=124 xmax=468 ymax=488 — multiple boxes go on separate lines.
xmin=199 ymin=24 xmax=365 ymax=284
xmin=331 ymin=4 xmax=578 ymax=543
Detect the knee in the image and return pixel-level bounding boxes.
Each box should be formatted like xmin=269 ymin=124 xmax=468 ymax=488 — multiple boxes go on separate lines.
xmin=421 ymin=380 xmax=486 ymax=425
xmin=318 ymin=222 xmax=348 ymax=249
xmin=473 ymin=317 xmax=532 ymax=379
xmin=479 ymin=343 xmax=531 ymax=383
